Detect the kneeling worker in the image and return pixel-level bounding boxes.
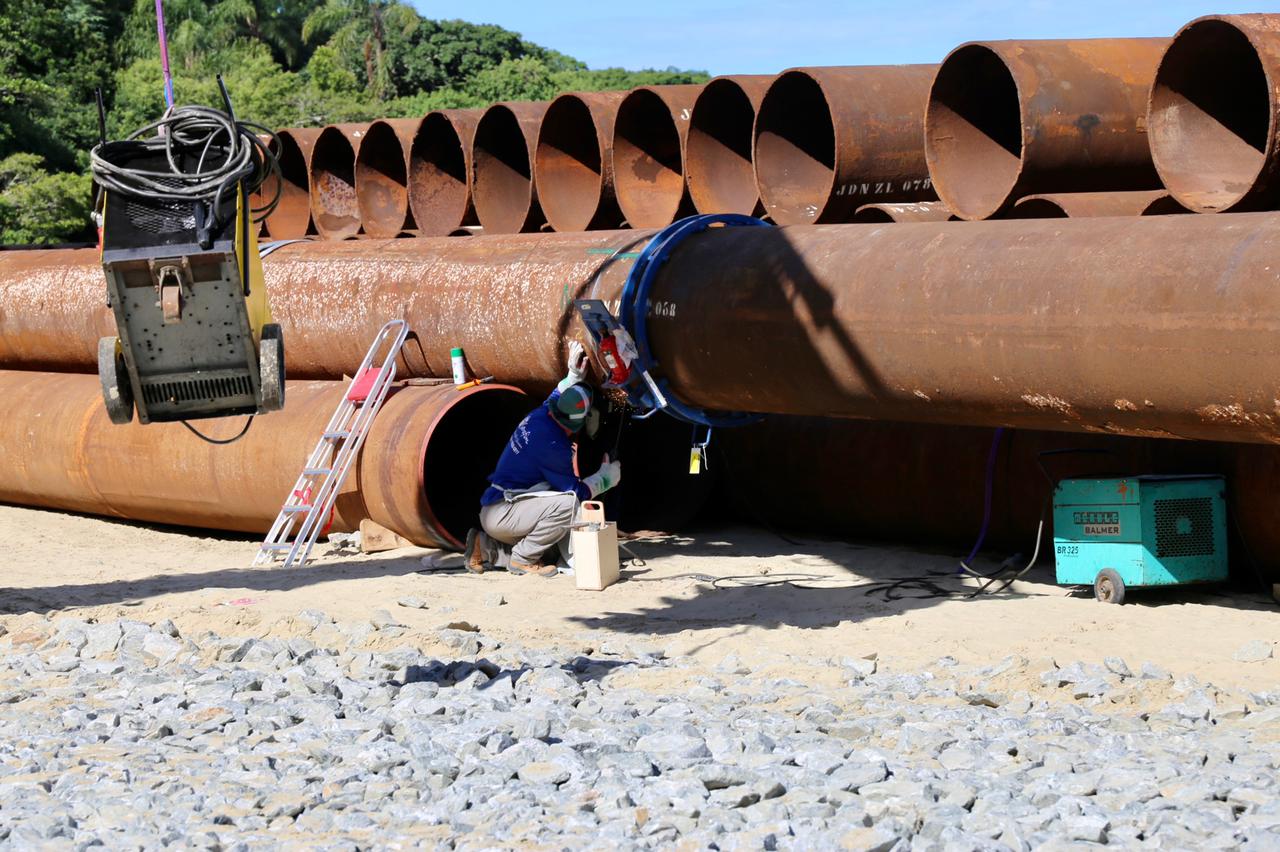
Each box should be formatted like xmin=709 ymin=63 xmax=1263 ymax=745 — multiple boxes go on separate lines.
xmin=465 ymin=341 xmax=621 ymax=577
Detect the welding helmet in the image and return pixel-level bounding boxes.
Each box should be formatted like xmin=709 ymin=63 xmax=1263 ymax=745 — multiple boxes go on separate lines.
xmin=550 ymin=383 xmax=594 ymax=433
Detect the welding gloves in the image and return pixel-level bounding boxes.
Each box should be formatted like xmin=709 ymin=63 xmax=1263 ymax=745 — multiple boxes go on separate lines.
xmin=584 ymin=453 xmax=622 ymax=497
xmin=557 ymin=340 xmax=590 ymax=392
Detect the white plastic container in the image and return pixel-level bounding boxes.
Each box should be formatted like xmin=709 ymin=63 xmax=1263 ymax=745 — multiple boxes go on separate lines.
xmin=450 ymin=346 xmax=468 ymax=386
xmin=571 ymin=501 xmax=619 ymax=591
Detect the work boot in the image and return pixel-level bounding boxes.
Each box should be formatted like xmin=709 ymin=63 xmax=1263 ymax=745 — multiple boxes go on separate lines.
xmin=464 ymin=529 xmax=489 ymax=575
xmin=509 ymin=559 xmax=557 ymax=578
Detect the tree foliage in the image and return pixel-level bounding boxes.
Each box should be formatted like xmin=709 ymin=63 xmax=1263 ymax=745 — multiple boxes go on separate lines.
xmin=0 ymin=0 xmax=710 ymax=243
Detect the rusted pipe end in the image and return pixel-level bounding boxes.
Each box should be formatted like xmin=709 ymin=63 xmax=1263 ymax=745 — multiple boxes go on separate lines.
xmin=852 ymin=202 xmax=955 ymax=223
xmin=1149 ymin=16 xmax=1278 ymax=213
xmin=535 ymin=92 xmax=624 ymax=232
xmin=613 ymin=86 xmax=699 ymax=228
xmin=753 ymin=70 xmax=838 ymax=225
xmin=409 ymin=111 xmax=476 ymax=236
xmin=362 ymin=383 xmax=531 ymax=549
xmin=925 ymin=45 xmax=1025 ymax=221
xmin=472 ymin=103 xmax=545 ymax=234
xmin=1005 ymin=190 xmax=1176 ymax=219
xmin=266 ymin=129 xmax=320 ymax=239
xmin=310 ymin=124 xmax=366 ymax=239
xmin=356 ymin=119 xmax=416 ymax=238
xmin=687 ymin=76 xmax=770 ymax=215
xmin=1005 ymin=197 xmax=1069 ymax=219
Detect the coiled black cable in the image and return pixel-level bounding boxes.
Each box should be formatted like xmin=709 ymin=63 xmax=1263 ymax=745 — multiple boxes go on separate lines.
xmin=90 ymin=105 xmax=281 ymax=224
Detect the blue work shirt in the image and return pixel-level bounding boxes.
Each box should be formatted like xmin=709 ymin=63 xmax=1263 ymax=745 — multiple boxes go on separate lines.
xmin=480 ymin=390 xmax=591 ymax=506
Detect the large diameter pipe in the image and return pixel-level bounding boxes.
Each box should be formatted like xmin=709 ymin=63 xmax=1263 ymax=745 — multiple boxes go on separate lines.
xmin=686 ymin=75 xmax=773 ymax=216
xmin=310 ymin=123 xmax=369 ymax=239
xmin=753 ymin=66 xmax=938 ymax=225
xmin=852 ymin=202 xmax=955 ymax=223
xmin=409 ymin=109 xmax=482 ymax=237
xmin=1004 ymin=190 xmax=1174 ymax=219
xmin=0 ymin=372 xmax=529 ymax=549
xmin=534 ymin=91 xmax=627 ymax=231
xmin=264 ymin=128 xmax=321 ymax=239
xmin=926 ymin=39 xmax=1168 ymax=221
xmin=613 ymin=85 xmax=702 ymax=228
xmin=356 ymin=118 xmax=418 ymax=238
xmin=1148 ymin=15 xmax=1280 ymax=214
xmin=9 ymin=213 xmax=1280 ymax=444
xmin=471 ymin=102 xmax=549 ymax=234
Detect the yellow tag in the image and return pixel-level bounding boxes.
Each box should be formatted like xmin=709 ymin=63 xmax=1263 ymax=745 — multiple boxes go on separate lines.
xmin=688 ymin=447 xmax=702 ymax=475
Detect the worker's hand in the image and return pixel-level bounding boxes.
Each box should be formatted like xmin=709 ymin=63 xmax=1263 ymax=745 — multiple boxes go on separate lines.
xmin=559 ymin=340 xmax=590 ymax=391
xmin=584 ymin=453 xmax=622 ymax=497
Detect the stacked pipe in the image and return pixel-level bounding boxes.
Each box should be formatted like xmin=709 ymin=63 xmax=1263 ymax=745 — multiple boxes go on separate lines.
xmin=9 ymin=11 xmax=1280 ymax=578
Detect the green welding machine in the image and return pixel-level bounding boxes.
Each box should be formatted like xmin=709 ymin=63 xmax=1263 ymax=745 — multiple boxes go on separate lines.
xmin=1052 ymin=476 xmax=1228 ymax=604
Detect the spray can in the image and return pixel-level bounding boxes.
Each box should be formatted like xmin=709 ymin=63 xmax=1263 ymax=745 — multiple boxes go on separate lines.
xmin=450 ymin=347 xmax=468 ymax=386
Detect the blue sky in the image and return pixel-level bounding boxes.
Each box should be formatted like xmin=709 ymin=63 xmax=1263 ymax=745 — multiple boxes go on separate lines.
xmin=416 ymin=2 xmax=1280 ymax=75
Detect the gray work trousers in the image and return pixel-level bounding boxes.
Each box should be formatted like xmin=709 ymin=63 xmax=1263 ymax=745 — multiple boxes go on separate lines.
xmin=479 ymin=491 xmax=578 ymax=568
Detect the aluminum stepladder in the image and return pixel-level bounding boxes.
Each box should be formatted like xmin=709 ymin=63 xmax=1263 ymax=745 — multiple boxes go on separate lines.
xmin=253 ymin=319 xmax=410 ymax=568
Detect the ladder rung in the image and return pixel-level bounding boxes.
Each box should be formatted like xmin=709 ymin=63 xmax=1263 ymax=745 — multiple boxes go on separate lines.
xmin=259 ymin=543 xmax=293 ymax=550
xmin=302 ymin=467 xmax=332 ymax=476
xmin=281 ymin=506 xmax=310 ymax=514
xmin=323 ymin=431 xmax=350 ymax=440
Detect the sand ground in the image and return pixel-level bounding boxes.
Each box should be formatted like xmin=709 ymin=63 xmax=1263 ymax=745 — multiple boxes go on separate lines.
xmin=1 ymin=502 xmax=1277 ymax=697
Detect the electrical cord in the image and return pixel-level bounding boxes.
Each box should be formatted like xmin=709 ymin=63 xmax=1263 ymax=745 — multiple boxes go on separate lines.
xmin=180 ymin=415 xmax=253 ymax=445
xmin=91 ymin=105 xmax=281 ymax=224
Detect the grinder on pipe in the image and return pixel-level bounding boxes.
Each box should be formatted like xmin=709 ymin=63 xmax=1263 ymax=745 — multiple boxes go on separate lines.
xmin=925 ymin=38 xmax=1168 ymax=221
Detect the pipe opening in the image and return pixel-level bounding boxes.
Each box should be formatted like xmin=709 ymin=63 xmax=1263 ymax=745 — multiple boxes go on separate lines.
xmin=1005 ymin=198 xmax=1068 ymax=219
xmin=926 ymin=45 xmax=1023 ymax=219
xmin=275 ymin=133 xmax=317 ymax=238
xmin=472 ymin=106 xmax=534 ymax=234
xmin=614 ymin=89 xmax=685 ymax=227
xmin=1149 ymin=19 xmax=1272 ymax=212
xmin=687 ymin=79 xmax=759 ymax=215
xmin=1141 ymin=194 xmax=1191 ymax=216
xmin=851 ymin=207 xmax=896 ymax=223
xmin=754 ymin=71 xmax=835 ymax=223
xmin=536 ymin=97 xmax=604 ymax=231
xmin=310 ymin=128 xmax=360 ymax=238
xmin=409 ymin=113 xmax=469 ymax=236
xmin=356 ymin=121 xmax=413 ymax=238
xmin=422 ymin=391 xmax=533 ymax=547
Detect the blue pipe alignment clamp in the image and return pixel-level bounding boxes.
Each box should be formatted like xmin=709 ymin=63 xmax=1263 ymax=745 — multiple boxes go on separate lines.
xmin=573 ymin=214 xmax=772 ymax=446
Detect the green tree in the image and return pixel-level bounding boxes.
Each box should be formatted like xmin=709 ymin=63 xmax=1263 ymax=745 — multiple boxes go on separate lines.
xmin=302 ymin=0 xmax=419 ymax=101
xmin=465 ymin=56 xmax=558 ymax=104
xmin=0 ymin=154 xmax=94 ymax=244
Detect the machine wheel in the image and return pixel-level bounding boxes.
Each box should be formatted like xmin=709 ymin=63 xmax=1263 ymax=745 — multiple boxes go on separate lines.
xmin=97 ymin=336 xmax=134 ymax=425
xmin=1094 ymin=568 xmax=1126 ymax=604
xmin=258 ymin=323 xmax=285 ymax=412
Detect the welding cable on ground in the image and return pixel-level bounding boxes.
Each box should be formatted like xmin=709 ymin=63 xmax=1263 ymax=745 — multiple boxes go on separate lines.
xmin=91 ymin=105 xmax=281 ymax=223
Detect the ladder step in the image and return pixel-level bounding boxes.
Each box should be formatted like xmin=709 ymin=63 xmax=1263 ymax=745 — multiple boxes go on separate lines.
xmin=281 ymin=506 xmax=310 ymax=514
xmin=302 ymin=467 xmax=333 ymax=476
xmin=322 ymin=431 xmax=350 ymax=440
xmin=259 ymin=543 xmax=293 ymax=550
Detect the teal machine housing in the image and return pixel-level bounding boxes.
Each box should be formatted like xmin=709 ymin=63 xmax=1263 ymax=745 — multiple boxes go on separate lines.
xmin=1052 ymin=476 xmax=1228 ymax=603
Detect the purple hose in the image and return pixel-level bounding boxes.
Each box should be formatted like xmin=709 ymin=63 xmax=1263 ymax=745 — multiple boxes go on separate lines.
xmin=960 ymin=427 xmax=1006 ymax=570
xmin=155 ymin=0 xmax=174 ymax=109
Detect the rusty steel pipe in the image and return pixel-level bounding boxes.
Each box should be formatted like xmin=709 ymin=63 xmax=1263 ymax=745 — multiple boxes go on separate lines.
xmin=356 ymin=118 xmax=418 ymax=238
xmin=534 ymin=91 xmax=628 ymax=231
xmin=1004 ymin=190 xmax=1174 ymax=219
xmin=1148 ymin=15 xmax=1280 ymax=214
xmin=471 ymin=102 xmax=549 ymax=235
xmin=686 ymin=75 xmax=773 ymax=216
xmin=1141 ymin=194 xmax=1191 ymax=216
xmin=264 ymin=128 xmax=321 ymax=239
xmin=409 ymin=109 xmax=482 ymax=237
xmin=613 ymin=85 xmax=702 ymax=228
xmin=9 ymin=213 xmax=1280 ymax=444
xmin=0 ymin=372 xmax=529 ymax=548
xmin=753 ymin=66 xmax=938 ymax=225
xmin=926 ymin=39 xmax=1168 ymax=221
xmin=310 ymin=123 xmax=369 ymax=239
xmin=852 ymin=202 xmax=955 ymax=223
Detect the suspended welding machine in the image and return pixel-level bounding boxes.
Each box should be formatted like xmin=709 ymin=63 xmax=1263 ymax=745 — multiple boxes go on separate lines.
xmin=1052 ymin=476 xmax=1228 ymax=604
